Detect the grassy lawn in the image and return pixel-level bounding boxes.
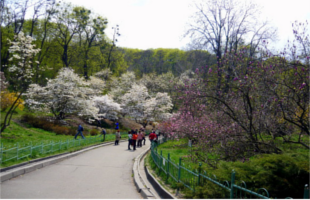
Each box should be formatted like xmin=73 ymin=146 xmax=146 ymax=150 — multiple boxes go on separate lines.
xmin=0 ymin=111 xmax=128 ymax=168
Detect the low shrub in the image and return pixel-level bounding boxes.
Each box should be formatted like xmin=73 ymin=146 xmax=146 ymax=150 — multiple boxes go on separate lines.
xmin=52 ymin=126 xmax=69 ymax=135
xmin=188 ymin=153 xmax=309 ymax=199
xmin=90 ymin=129 xmax=99 ymax=136
xmin=21 ymin=114 xmax=78 ymax=136
xmin=21 ymin=114 xmax=52 ymax=130
xmin=42 ymin=123 xmax=54 ymax=132
xmin=83 ymin=128 xmax=89 ymax=136
xmin=68 ymin=127 xmax=77 ymax=136
xmin=20 ymin=114 xmax=35 ymax=123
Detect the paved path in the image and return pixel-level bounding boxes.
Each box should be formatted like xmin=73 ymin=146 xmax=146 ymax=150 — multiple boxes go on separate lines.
xmin=1 ymin=139 xmax=151 ymax=199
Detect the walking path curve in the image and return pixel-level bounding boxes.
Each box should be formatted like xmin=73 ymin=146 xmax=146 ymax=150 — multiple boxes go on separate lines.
xmin=1 ymin=140 xmax=152 ymax=199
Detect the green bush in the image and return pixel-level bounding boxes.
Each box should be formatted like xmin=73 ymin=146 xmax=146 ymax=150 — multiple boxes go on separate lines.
xmin=203 ymin=153 xmax=309 ymax=199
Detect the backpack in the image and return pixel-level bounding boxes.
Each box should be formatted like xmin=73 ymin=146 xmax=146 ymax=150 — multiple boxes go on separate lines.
xmin=132 ymin=134 xmax=138 ymax=140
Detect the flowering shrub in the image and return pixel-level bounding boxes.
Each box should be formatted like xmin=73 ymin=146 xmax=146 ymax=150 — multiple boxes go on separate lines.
xmin=0 ymin=92 xmax=24 ymax=111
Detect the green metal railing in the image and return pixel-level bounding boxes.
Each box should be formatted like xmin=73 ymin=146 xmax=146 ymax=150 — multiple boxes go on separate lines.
xmin=0 ymin=133 xmax=127 ymax=165
xmin=150 ymin=138 xmax=309 ymax=199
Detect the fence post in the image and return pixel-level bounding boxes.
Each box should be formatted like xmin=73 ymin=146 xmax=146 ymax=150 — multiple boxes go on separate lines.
xmin=230 ymin=170 xmax=235 ymax=199
xmin=158 ymin=150 xmax=162 ymax=175
xmin=30 ymin=141 xmax=32 ymax=157
xmin=166 ymin=153 xmax=170 ymax=183
xmin=304 ymin=184 xmax=309 ymax=199
xmin=177 ymin=157 xmax=182 ymax=192
xmin=0 ymin=143 xmax=3 ymax=164
xmin=16 ymin=143 xmax=19 ymax=161
xmin=178 ymin=157 xmax=182 ymax=182
xmin=198 ymin=162 xmax=202 ymax=186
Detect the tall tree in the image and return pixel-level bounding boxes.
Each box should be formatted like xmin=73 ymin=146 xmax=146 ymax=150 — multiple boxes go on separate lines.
xmin=74 ymin=6 xmax=108 ymax=79
xmin=53 ymin=2 xmax=80 ymax=68
xmin=185 ymin=0 xmax=277 ymax=90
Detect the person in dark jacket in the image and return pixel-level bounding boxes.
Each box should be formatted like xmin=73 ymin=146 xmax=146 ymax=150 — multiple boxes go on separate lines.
xmin=102 ymin=128 xmax=106 ymax=141
xmin=75 ymin=124 xmax=85 ymax=139
xmin=142 ymin=131 xmax=146 ymax=145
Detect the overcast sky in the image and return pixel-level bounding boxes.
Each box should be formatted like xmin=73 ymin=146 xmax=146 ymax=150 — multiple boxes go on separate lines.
xmin=68 ymin=0 xmax=310 ymax=51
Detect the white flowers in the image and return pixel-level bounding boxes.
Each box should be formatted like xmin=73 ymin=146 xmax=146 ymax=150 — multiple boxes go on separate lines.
xmin=121 ymin=83 xmax=173 ymax=123
xmin=7 ymin=32 xmax=41 ymax=83
xmin=93 ymin=95 xmax=121 ymax=120
xmin=12 ymin=54 xmax=21 ymax=59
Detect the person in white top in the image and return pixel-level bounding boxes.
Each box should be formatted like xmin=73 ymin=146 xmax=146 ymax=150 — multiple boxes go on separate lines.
xmin=128 ymin=131 xmax=132 ymax=150
xmin=115 ymin=130 xmax=121 ymax=145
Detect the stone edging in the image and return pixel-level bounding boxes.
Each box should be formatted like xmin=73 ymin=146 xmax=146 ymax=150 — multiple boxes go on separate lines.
xmin=132 ymin=148 xmax=176 ymax=199
xmin=0 ymin=140 xmax=123 ymax=183
xmin=144 ymin=164 xmax=176 ymax=199
xmin=132 ymin=148 xmax=156 ymax=199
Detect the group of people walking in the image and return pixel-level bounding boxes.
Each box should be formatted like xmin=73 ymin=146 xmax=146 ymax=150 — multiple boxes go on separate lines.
xmin=126 ymin=128 xmax=146 ymax=150
xmin=74 ymin=121 xmax=160 ymax=151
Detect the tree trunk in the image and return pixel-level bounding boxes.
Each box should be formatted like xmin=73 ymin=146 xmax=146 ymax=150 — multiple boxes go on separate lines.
xmin=0 ymin=92 xmax=23 ymax=133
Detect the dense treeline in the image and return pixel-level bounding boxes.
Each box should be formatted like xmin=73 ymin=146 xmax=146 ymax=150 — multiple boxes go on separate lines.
xmin=122 ymin=48 xmax=216 ymax=78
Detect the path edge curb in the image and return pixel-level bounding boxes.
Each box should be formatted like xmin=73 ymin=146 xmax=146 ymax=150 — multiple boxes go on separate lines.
xmin=132 ymin=148 xmax=176 ymax=199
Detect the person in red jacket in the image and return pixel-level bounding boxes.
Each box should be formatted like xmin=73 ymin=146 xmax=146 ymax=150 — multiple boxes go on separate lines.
xmin=149 ymin=131 xmax=156 ymax=143
xmin=132 ymin=131 xmax=138 ymax=150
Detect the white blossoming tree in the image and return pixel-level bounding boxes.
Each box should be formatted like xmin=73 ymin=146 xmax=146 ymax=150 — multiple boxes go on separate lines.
xmin=25 ymin=68 xmax=99 ymax=120
xmin=108 ymin=71 xmax=136 ymax=103
xmin=121 ymin=83 xmax=173 ymax=128
xmin=92 ymin=95 xmax=122 ymax=120
xmin=145 ymin=92 xmax=173 ymax=121
xmin=88 ymin=76 xmax=105 ymax=96
xmin=94 ymin=68 xmax=113 ymax=81
xmin=138 ymin=73 xmax=163 ymax=95
xmin=1 ymin=32 xmax=41 ymax=132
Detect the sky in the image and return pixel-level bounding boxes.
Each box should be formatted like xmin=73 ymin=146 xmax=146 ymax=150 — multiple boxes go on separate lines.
xmin=68 ymin=0 xmax=310 ymax=51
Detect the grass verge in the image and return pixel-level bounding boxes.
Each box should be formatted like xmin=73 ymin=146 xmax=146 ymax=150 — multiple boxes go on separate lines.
xmin=148 ymin=138 xmax=309 ymax=199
